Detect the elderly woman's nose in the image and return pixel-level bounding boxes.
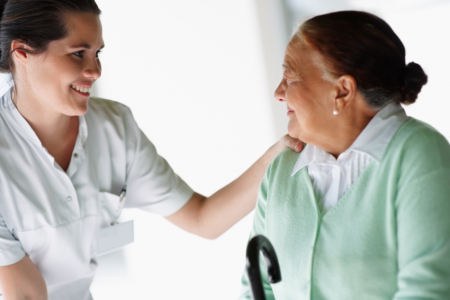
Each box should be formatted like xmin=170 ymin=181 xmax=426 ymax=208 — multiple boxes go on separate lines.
xmin=274 ymin=83 xmax=286 ymax=102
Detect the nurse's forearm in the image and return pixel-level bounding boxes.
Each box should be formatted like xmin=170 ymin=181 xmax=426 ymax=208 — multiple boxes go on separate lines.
xmin=0 ymin=255 xmax=48 ymax=300
xmin=166 ymin=135 xmax=302 ymax=239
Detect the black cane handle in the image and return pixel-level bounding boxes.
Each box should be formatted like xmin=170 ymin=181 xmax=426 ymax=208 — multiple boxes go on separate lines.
xmin=246 ymin=235 xmax=282 ymax=300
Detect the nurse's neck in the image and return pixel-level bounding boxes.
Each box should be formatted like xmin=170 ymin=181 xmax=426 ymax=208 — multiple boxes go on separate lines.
xmin=12 ymin=85 xmax=79 ymax=171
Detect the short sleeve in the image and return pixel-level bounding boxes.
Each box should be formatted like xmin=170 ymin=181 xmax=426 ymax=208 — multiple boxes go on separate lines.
xmin=122 ymin=108 xmax=194 ymax=216
xmin=0 ymin=211 xmax=26 ymax=266
xmin=239 ymin=165 xmax=275 ymax=300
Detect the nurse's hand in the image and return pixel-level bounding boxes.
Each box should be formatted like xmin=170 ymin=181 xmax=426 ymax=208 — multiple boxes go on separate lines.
xmin=166 ymin=134 xmax=304 ymax=239
xmin=278 ymin=134 xmax=304 ymax=153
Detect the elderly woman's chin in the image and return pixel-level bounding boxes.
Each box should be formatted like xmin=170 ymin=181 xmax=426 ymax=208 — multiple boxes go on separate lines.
xmin=287 ymin=119 xmax=304 ymax=142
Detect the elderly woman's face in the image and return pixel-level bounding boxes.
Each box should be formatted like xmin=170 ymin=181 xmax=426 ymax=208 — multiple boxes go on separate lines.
xmin=274 ymin=40 xmax=336 ymax=144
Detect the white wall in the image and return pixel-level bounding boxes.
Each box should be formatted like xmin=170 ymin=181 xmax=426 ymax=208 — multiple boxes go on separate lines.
xmin=383 ymin=1 xmax=450 ymax=140
xmin=90 ymin=1 xmax=283 ymax=299
xmin=92 ymin=1 xmax=450 ymax=299
xmin=1 ymin=1 xmax=447 ymax=299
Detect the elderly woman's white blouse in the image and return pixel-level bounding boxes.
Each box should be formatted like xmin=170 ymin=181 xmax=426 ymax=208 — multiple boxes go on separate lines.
xmin=292 ymin=102 xmax=408 ymax=213
xmin=0 ymin=89 xmax=193 ymax=299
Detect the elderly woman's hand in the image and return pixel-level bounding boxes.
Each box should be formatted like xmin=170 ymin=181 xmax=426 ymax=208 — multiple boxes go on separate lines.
xmin=278 ymin=134 xmax=304 ymax=152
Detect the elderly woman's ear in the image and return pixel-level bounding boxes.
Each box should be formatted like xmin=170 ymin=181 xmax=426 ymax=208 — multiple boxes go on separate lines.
xmin=333 ymin=75 xmax=358 ymax=114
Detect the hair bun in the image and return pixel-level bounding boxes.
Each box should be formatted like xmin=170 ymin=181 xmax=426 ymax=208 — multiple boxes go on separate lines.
xmin=400 ymin=62 xmax=428 ymax=105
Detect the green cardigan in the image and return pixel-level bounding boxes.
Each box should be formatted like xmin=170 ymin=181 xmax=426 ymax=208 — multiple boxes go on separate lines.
xmin=240 ymin=118 xmax=450 ymax=300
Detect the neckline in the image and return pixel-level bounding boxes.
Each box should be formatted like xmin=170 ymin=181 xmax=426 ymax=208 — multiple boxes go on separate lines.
xmin=297 ymin=117 xmax=415 ymax=219
xmin=0 ymin=88 xmax=89 ymax=173
xmin=1 ymin=88 xmax=43 ymax=146
xmin=1 ymin=88 xmax=88 ymax=146
xmin=300 ymin=160 xmax=376 ymax=219
xmin=291 ymin=103 xmax=408 ymax=177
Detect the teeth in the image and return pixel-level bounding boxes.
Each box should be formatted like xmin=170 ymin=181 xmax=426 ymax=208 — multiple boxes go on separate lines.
xmin=72 ymin=85 xmax=91 ymax=93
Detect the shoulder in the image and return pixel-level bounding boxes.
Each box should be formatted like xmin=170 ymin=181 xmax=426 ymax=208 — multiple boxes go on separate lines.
xmin=395 ymin=118 xmax=448 ymax=144
xmin=267 ymin=148 xmax=301 ymax=179
xmin=83 ymin=98 xmax=144 ymax=150
xmin=87 ymin=97 xmax=133 ymax=120
xmin=386 ymin=118 xmax=450 ymax=188
xmin=392 ymin=118 xmax=450 ymax=168
xmin=86 ymin=97 xmax=139 ymax=135
xmin=272 ymin=148 xmax=301 ymax=167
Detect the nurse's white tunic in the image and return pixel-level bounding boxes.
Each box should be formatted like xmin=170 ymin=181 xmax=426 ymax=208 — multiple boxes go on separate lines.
xmin=0 ymin=89 xmax=194 ymax=299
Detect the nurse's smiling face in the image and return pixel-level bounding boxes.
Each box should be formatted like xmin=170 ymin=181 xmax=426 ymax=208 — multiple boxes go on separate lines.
xmin=14 ymin=12 xmax=104 ymax=116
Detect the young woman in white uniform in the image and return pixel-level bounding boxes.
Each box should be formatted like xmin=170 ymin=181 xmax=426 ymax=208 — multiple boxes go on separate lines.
xmin=0 ymin=1 xmax=302 ymax=299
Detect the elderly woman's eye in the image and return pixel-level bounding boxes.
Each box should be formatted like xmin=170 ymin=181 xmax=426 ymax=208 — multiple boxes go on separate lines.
xmin=286 ymin=78 xmax=296 ymax=84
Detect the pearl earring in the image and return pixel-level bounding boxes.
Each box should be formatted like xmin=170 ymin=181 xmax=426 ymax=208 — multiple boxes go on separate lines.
xmin=333 ymin=110 xmax=339 ymax=115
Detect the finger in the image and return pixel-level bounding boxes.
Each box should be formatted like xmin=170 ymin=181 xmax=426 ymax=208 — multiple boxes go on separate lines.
xmin=282 ymin=134 xmax=291 ymax=148
xmin=283 ymin=135 xmax=300 ymax=152
xmin=295 ymin=141 xmax=305 ymax=152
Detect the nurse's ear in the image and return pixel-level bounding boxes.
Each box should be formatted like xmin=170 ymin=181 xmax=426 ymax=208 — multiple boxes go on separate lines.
xmin=11 ymin=40 xmax=34 ymax=67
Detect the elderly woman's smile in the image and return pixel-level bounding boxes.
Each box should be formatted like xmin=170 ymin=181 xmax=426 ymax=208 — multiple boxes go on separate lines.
xmin=275 ymin=38 xmax=375 ymax=158
xmin=240 ymin=11 xmax=450 ymax=300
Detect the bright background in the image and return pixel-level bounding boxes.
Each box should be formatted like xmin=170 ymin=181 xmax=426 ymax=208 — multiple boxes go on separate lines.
xmin=89 ymin=1 xmax=450 ymax=299
xmin=0 ymin=0 xmax=448 ymax=299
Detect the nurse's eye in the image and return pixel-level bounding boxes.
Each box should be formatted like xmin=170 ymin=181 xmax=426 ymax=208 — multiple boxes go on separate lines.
xmin=95 ymin=50 xmax=102 ymax=58
xmin=73 ymin=51 xmax=84 ymax=58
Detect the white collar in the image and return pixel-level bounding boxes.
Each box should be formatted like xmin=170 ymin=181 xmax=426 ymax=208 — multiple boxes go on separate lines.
xmin=291 ymin=102 xmax=408 ymax=176
xmin=0 ymin=87 xmax=88 ymax=148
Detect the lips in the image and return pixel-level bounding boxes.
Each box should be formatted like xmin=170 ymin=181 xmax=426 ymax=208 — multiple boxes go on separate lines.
xmin=71 ymin=86 xmax=90 ymax=97
xmin=287 ymin=105 xmax=294 ymax=113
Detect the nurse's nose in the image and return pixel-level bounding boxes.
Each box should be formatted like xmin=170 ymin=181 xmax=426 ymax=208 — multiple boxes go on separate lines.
xmin=83 ymin=57 xmax=102 ymax=80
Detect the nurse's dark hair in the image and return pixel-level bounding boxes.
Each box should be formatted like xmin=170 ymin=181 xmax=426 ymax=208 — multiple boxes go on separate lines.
xmin=0 ymin=0 xmax=101 ymax=74
xmin=293 ymin=10 xmax=428 ymax=107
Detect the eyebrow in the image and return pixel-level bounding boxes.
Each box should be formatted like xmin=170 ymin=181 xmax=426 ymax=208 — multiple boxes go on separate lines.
xmin=70 ymin=43 xmax=105 ymax=50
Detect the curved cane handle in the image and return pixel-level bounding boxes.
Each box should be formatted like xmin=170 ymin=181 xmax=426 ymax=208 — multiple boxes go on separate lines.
xmin=246 ymin=235 xmax=282 ymax=300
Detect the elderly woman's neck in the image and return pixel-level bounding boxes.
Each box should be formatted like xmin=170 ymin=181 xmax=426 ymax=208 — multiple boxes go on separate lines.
xmin=321 ymin=102 xmax=378 ymax=159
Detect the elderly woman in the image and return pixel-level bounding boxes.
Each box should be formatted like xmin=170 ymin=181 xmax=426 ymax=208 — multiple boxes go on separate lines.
xmin=240 ymin=11 xmax=450 ymax=299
